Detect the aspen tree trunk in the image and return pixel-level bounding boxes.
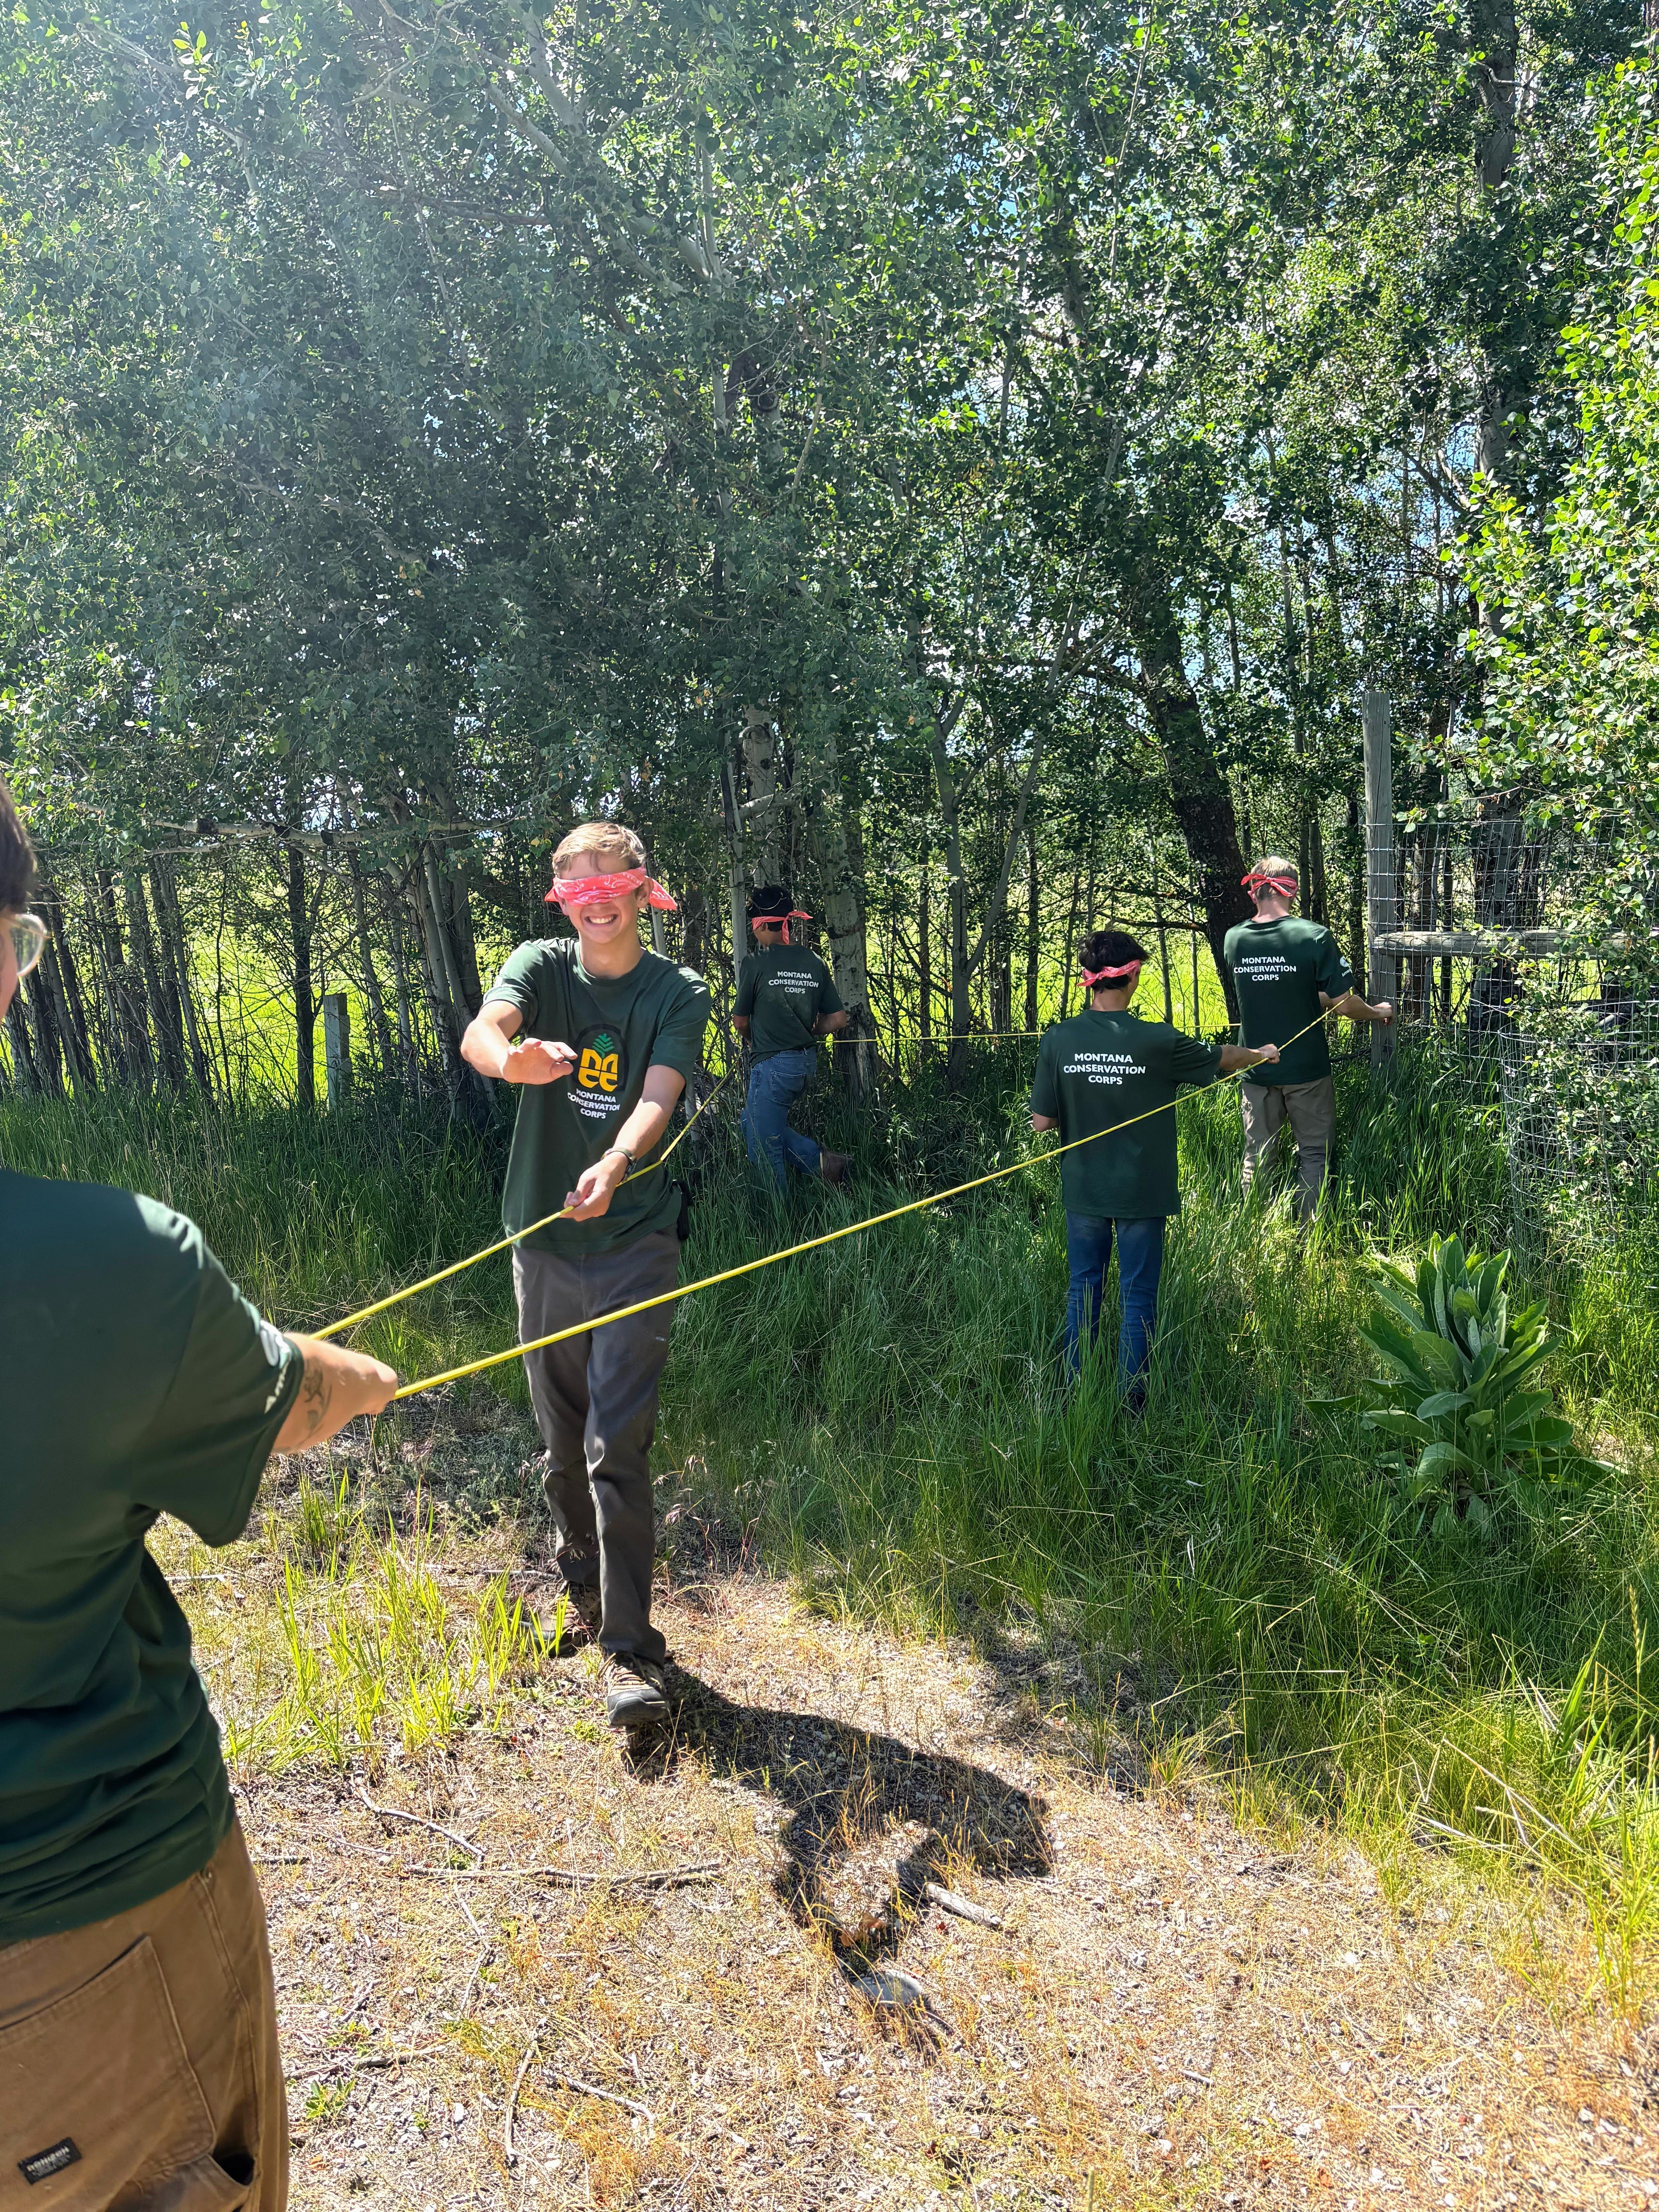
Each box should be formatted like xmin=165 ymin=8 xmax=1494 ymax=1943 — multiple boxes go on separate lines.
xmin=347 ymin=848 xmax=396 ymax=1077
xmin=416 ymin=853 xmax=488 ymax=1123
xmin=34 ymin=866 xmax=96 ymax=1092
xmin=37 ymin=938 xmax=86 ymax=1094
xmin=1024 ymin=829 xmax=1040 ymax=1032
xmin=1151 ymin=855 xmax=1173 ymax=1024
xmin=720 ymin=748 xmax=748 ymax=985
xmin=150 ymin=859 xmax=212 ymax=1091
xmin=924 ymin=862 xmax=938 ymax=1044
xmin=924 ymin=718 xmax=972 ymax=1073
xmin=1125 ymin=581 xmax=1251 ymax=1017
xmin=1059 ymin=868 xmax=1082 ymax=1020
xmin=5 ymin=998 xmax=38 ymax=1093
xmin=1473 ymin=2 xmax=1519 ymax=486
xmin=281 ymin=842 xmax=317 ymax=1109
xmin=806 ymin=727 xmax=876 ymax=1099
xmin=22 ymin=972 xmax=64 ymax=1096
xmin=126 ymin=871 xmax=185 ymax=1092
xmin=423 ymin=845 xmax=482 ymax=1020
xmin=741 ymin=708 xmax=783 ymax=881
xmin=383 ymin=877 xmax=422 ymax=1102
xmin=434 ymin=844 xmax=484 ymax=1008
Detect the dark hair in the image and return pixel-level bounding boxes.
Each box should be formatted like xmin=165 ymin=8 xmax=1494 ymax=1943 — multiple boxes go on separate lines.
xmin=747 ymin=884 xmax=795 ymax=922
xmin=0 ymin=770 xmax=35 ymax=915
xmin=1079 ymin=928 xmax=1148 ymax=978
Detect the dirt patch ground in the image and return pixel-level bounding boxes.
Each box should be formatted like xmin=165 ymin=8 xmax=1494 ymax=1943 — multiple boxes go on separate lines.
xmin=188 ymin=1481 xmax=1657 ymax=2212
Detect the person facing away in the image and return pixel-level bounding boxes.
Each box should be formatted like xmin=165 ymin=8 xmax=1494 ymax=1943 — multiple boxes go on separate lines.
xmin=1030 ymin=929 xmax=1279 ymax=1402
xmin=0 ymin=773 xmax=398 ymax=2210
xmin=1221 ymin=857 xmax=1394 ymax=1221
xmin=460 ymin=821 xmax=710 ymax=1733
xmin=733 ymin=885 xmax=851 ymax=1189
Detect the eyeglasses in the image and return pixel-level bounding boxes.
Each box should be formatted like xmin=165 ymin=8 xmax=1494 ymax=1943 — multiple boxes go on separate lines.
xmin=7 ymin=912 xmax=46 ymax=981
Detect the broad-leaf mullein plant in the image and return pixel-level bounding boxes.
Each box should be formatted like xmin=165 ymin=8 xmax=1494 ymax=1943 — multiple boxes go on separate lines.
xmin=1331 ymin=1235 xmax=1608 ymax=1539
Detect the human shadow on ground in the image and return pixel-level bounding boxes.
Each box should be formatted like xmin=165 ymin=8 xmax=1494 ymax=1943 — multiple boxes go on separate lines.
xmin=628 ymin=1671 xmax=1051 ymax=1966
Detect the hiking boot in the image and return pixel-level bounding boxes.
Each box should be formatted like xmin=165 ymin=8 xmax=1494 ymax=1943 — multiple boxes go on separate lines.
xmin=603 ymin=1654 xmax=673 ymax=1731
xmin=818 ymin=1148 xmax=850 ymax=1185
xmin=536 ymin=1578 xmax=603 ymax=1656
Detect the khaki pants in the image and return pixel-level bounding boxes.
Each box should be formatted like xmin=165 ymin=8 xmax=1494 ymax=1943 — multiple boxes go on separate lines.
xmin=0 ymin=1823 xmax=286 ymax=2211
xmin=1240 ymin=1075 xmax=1337 ymax=1219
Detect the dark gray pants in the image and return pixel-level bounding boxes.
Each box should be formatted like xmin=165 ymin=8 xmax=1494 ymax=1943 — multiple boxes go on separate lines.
xmin=512 ymin=1230 xmax=680 ymax=1663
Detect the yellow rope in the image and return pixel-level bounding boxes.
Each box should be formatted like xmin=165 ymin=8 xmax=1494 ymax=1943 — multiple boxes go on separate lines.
xmin=388 ymin=1016 xmax=1325 ymax=1400
xmin=314 ymin=1069 xmax=735 ymax=1341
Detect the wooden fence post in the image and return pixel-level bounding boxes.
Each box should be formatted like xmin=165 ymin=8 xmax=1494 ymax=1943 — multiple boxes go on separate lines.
xmin=1363 ymin=689 xmax=1397 ymax=1069
xmin=323 ymin=991 xmax=352 ymax=1108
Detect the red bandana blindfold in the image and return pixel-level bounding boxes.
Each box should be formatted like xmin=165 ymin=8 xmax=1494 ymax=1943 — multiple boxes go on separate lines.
xmin=1243 ymin=871 xmax=1298 ymax=896
xmin=547 ymin=866 xmax=678 ymax=913
xmin=1081 ymin=959 xmax=1142 ymax=988
xmin=754 ymin=908 xmax=811 ymax=943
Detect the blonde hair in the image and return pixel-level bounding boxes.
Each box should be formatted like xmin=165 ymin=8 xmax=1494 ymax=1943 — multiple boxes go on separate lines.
xmin=1250 ymin=854 xmax=1298 ymax=902
xmin=553 ymin=820 xmax=645 ymax=873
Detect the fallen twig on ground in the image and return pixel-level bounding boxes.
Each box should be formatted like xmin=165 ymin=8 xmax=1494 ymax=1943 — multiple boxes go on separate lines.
xmin=403 ymin=1858 xmax=720 ymax=1887
xmin=354 ymin=1783 xmax=482 ymax=1860
xmin=923 ymin=1880 xmax=1005 ymax=1929
xmin=546 ymin=2066 xmax=656 ymax=2135
xmin=286 ymin=2045 xmax=443 ymax=2084
xmin=505 ymin=2038 xmax=538 ymax=2166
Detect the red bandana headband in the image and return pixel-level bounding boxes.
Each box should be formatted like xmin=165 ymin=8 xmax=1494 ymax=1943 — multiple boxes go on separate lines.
xmin=1082 ymin=959 xmax=1142 ymax=988
xmin=547 ymin=866 xmax=678 ymax=912
xmin=754 ymin=908 xmax=811 ymax=944
xmin=1243 ymin=870 xmax=1298 ymax=896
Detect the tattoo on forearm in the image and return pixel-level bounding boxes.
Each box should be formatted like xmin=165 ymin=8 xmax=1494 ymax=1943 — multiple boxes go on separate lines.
xmin=298 ymin=1356 xmax=335 ymax=1440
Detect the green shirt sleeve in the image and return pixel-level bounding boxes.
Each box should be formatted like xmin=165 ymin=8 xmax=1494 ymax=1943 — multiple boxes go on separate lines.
xmin=1315 ymin=930 xmax=1354 ymax=998
xmin=131 ymin=1235 xmax=301 ymax=1547
xmin=734 ymin=956 xmax=757 ymax=1019
xmin=1030 ymin=1036 xmax=1059 ymax=1120
xmin=481 ymin=939 xmax=547 ymax=1026
xmin=648 ymin=969 xmax=713 ymax=1084
xmin=817 ymin=958 xmax=844 ymax=1018
xmin=1167 ymin=1030 xmax=1225 ymax=1087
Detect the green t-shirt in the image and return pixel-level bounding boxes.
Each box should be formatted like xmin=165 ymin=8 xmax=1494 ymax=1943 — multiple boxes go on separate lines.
xmin=483 ymin=938 xmax=711 ymax=1257
xmin=1030 ymin=1010 xmax=1223 ymax=1219
xmin=734 ymin=945 xmax=843 ymax=1060
xmin=0 ymin=1171 xmax=300 ymax=1947
xmin=1222 ymin=915 xmax=1353 ymax=1086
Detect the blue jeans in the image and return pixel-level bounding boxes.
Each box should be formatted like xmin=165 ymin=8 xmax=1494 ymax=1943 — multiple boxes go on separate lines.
xmin=1063 ymin=1213 xmax=1166 ymax=1392
xmin=742 ymin=1048 xmax=822 ymax=1187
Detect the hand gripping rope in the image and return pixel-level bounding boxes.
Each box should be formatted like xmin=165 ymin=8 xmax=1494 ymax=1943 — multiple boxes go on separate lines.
xmin=313 ymin=1069 xmax=736 ymax=1342
xmin=359 ymin=1015 xmax=1328 ymax=1401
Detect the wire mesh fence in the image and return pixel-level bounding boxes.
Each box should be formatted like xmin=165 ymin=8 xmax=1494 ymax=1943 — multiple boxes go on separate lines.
xmin=1373 ymin=804 xmax=1659 ymax=1249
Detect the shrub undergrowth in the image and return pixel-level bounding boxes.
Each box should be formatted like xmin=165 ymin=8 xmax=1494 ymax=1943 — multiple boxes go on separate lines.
xmin=4 ymin=1036 xmax=1656 ymax=2009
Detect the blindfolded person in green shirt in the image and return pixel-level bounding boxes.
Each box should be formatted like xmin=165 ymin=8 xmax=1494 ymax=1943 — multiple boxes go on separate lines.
xmin=733 ymin=886 xmax=851 ymax=1190
xmin=1221 ymin=857 xmax=1393 ymax=1221
xmin=460 ymin=821 xmax=711 ymax=1733
xmin=0 ymin=772 xmax=397 ymax=2210
xmin=1030 ymin=929 xmax=1278 ymax=1404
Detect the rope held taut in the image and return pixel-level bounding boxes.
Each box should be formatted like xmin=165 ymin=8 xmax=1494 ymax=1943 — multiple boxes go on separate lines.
xmin=315 ymin=1069 xmax=734 ymax=1341
xmin=386 ymin=1015 xmax=1326 ymax=1401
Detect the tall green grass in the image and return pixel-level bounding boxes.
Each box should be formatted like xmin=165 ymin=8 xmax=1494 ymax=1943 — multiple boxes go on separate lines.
xmin=4 ymin=1040 xmax=1657 ymax=2008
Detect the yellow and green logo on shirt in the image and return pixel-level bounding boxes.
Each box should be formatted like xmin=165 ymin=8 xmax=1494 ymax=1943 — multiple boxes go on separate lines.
xmin=577 ymin=1030 xmax=621 ymax=1094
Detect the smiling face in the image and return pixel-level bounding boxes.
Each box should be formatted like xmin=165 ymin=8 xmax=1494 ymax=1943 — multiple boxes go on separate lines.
xmin=557 ymin=846 xmax=647 ymax=953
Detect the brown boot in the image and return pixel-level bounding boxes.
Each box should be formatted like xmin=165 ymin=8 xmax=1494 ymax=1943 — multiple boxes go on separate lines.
xmin=818 ymin=1149 xmax=850 ymax=1185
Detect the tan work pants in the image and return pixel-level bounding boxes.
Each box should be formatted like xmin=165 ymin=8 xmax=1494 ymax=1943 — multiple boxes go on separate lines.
xmin=1240 ymin=1075 xmax=1337 ymax=1219
xmin=0 ymin=1822 xmax=286 ymax=2210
